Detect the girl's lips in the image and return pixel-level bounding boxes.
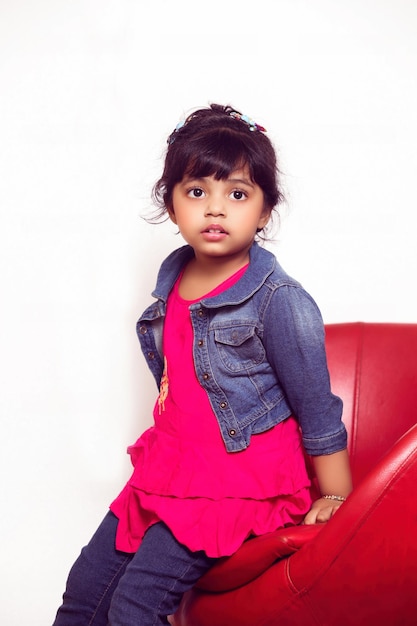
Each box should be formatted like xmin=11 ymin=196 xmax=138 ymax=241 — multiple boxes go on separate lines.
xmin=201 ymin=225 xmax=228 ymax=241
xmin=202 ymin=224 xmax=228 ymax=234
xmin=201 ymin=230 xmax=227 ymax=241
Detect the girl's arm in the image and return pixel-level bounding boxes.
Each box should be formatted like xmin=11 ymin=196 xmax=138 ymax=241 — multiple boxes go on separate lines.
xmin=303 ymin=449 xmax=353 ymax=524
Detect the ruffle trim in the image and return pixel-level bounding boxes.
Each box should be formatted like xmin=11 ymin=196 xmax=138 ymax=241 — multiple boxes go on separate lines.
xmin=110 ymin=483 xmax=312 ymax=558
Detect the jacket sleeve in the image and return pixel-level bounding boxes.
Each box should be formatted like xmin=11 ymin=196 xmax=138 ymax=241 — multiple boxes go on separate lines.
xmin=261 ymin=284 xmax=347 ymax=456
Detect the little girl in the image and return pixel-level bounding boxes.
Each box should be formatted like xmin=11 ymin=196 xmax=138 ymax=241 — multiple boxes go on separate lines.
xmin=53 ymin=104 xmax=352 ymax=625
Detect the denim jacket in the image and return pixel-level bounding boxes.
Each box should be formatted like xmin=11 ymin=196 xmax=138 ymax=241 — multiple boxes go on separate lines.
xmin=137 ymin=242 xmax=347 ymax=455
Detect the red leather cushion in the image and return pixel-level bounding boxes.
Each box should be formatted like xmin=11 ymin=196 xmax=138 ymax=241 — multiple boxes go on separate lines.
xmin=325 ymin=323 xmax=417 ymax=483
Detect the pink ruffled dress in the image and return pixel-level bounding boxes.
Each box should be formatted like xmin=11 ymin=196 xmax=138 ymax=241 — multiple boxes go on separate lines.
xmin=110 ymin=266 xmax=312 ymax=558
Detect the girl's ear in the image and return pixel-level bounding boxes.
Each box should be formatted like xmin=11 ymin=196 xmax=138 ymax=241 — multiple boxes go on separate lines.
xmin=167 ymin=206 xmax=177 ymax=224
xmin=257 ymin=207 xmax=272 ymax=231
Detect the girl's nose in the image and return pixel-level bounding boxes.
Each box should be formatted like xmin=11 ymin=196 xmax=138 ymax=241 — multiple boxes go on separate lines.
xmin=205 ymin=196 xmax=226 ymax=217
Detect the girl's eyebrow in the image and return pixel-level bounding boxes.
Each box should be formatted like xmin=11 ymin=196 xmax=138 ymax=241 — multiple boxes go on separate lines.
xmin=181 ymin=176 xmax=254 ymax=188
xmin=227 ymin=177 xmax=254 ymax=187
xmin=181 ymin=176 xmax=205 ymax=184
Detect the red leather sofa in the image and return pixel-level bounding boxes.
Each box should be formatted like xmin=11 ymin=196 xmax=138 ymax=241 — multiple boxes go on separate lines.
xmin=171 ymin=322 xmax=417 ymax=626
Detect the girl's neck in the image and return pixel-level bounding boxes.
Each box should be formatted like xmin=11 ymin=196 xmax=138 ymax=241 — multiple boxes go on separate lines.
xmin=178 ymin=252 xmax=249 ymax=301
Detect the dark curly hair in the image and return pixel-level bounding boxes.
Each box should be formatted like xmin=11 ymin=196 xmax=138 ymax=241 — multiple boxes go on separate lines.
xmin=150 ymin=104 xmax=285 ymax=237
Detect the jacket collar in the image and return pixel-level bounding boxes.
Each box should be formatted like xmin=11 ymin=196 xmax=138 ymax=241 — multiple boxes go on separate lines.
xmin=151 ymin=242 xmax=276 ymax=306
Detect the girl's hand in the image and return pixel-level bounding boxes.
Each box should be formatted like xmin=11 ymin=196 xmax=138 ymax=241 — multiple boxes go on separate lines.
xmin=305 ymin=449 xmax=352 ymax=525
xmin=303 ymin=497 xmax=344 ymax=525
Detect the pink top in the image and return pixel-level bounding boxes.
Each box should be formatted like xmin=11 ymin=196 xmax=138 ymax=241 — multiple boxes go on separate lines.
xmin=110 ymin=266 xmax=312 ymax=557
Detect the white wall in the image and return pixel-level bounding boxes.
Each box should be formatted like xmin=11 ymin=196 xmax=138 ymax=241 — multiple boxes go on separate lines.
xmin=0 ymin=1 xmax=416 ymax=623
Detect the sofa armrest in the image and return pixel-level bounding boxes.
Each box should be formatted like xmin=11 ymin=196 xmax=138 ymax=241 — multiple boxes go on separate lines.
xmin=196 ymin=523 xmax=323 ymax=592
xmin=289 ymin=421 xmax=417 ymax=591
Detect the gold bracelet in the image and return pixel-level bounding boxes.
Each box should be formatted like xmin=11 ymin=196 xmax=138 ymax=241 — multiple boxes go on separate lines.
xmin=322 ymin=494 xmax=346 ymax=502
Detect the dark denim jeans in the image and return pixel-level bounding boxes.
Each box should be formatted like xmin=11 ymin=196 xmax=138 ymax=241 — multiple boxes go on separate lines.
xmin=52 ymin=511 xmax=216 ymax=625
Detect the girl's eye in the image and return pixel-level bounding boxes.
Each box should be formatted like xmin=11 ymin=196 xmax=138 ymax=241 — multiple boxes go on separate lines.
xmin=230 ymin=190 xmax=247 ymax=200
xmin=187 ymin=187 xmax=205 ymax=198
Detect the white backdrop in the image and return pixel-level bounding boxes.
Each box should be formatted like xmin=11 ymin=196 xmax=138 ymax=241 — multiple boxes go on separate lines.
xmin=1 ymin=1 xmax=416 ymax=623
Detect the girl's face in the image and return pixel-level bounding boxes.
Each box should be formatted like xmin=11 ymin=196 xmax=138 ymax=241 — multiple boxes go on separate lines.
xmin=169 ymin=167 xmax=270 ymax=264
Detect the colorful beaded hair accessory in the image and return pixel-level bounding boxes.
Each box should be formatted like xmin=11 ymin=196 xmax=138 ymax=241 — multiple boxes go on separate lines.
xmin=168 ymin=108 xmax=267 ymax=144
xmin=229 ymin=111 xmax=266 ymax=133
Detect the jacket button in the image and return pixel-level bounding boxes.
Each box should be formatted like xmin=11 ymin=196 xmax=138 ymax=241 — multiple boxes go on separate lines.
xmin=198 ymin=340 xmax=204 ymax=347
xmin=148 ymin=352 xmax=155 ymax=360
xmin=229 ymin=429 xmax=236 ymax=436
xmin=203 ymin=373 xmax=210 ymax=381
xmin=198 ymin=309 xmax=204 ymax=317
xmin=220 ymin=401 xmax=228 ymax=409
xmin=139 ymin=325 xmax=147 ymax=335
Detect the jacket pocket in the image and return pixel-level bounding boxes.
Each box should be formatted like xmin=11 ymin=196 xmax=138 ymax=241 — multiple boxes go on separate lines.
xmin=214 ymin=325 xmax=265 ymax=372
